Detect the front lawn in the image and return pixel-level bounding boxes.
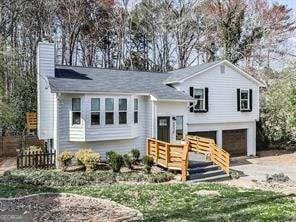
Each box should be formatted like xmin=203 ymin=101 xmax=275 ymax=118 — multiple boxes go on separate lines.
xmin=1 ymin=170 xmax=295 ymax=221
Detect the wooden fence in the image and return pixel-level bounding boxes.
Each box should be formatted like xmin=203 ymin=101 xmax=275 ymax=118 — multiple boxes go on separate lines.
xmin=0 ymin=135 xmax=45 ymax=157
xmin=17 ymin=150 xmax=56 ymax=169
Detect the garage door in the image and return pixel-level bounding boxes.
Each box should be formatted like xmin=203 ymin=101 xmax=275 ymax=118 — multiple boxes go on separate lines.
xmin=222 ymin=129 xmax=247 ymax=156
xmin=188 ymin=131 xmax=217 ymax=143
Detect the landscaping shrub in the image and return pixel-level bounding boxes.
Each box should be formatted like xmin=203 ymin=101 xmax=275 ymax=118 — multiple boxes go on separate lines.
xmin=143 ymin=156 xmax=154 ymax=174
xmin=58 ymin=151 xmax=74 ymax=168
xmin=0 ymin=169 xmax=174 ymax=187
xmin=75 ymin=149 xmax=100 ymax=172
xmin=229 ymin=169 xmax=241 ymax=179
xmin=266 ymin=173 xmax=290 ymax=183
xmin=123 ymin=154 xmax=133 ymax=170
xmin=108 ymin=152 xmax=124 ymax=173
xmin=131 ymin=149 xmax=140 ymax=164
xmin=106 ymin=151 xmax=116 ymax=163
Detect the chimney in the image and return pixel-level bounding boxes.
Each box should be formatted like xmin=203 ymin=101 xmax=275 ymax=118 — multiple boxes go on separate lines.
xmin=37 ymin=42 xmax=55 ymax=78
xmin=37 ymin=42 xmax=55 ymax=141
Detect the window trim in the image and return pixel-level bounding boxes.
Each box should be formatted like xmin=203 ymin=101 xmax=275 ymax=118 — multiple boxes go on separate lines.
xmin=193 ymin=88 xmax=206 ymax=111
xmin=105 ymin=98 xmax=114 ymax=125
xmin=134 ymin=98 xmax=139 ymax=124
xmin=72 ymin=98 xmax=81 ymax=126
xmin=240 ymin=89 xmax=250 ymax=111
xmin=119 ymin=98 xmax=127 ymax=125
xmin=91 ymin=98 xmax=100 ymax=126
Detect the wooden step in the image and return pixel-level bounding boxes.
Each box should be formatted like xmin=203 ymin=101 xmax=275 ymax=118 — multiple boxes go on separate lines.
xmin=188 ymin=164 xmax=219 ymax=174
xmin=189 ymin=161 xmax=213 ymax=168
xmin=187 ymin=174 xmax=230 ymax=183
xmin=188 ymin=169 xmax=225 ymax=180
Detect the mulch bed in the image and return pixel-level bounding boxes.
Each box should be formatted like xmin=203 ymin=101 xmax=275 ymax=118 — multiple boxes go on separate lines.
xmin=0 ymin=193 xmax=143 ymax=222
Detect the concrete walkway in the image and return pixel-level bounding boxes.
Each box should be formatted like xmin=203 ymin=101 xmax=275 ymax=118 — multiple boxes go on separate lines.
xmin=0 ymin=157 xmax=17 ymax=175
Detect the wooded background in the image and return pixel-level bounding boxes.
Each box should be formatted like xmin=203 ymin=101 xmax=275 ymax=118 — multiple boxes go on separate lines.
xmin=0 ymin=0 xmax=295 ymax=149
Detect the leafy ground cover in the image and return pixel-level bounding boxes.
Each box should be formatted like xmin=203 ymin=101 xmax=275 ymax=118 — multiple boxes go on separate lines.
xmin=1 ymin=169 xmax=174 ymax=187
xmin=0 ymin=170 xmax=295 ymax=222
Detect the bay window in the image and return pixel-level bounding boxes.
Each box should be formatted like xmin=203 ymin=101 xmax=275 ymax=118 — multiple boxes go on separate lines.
xmin=134 ymin=98 xmax=138 ymax=124
xmin=105 ymin=98 xmax=114 ymax=124
xmin=72 ymin=98 xmax=81 ymax=125
xmin=119 ymin=98 xmax=127 ymax=124
xmin=91 ymin=98 xmax=100 ymax=125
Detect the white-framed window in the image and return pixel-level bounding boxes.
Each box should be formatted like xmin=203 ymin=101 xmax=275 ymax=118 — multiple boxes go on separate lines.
xmin=240 ymin=89 xmax=250 ymax=111
xmin=91 ymin=98 xmax=100 ymax=125
xmin=194 ymin=88 xmax=205 ymax=110
xmin=105 ymin=98 xmax=114 ymax=124
xmin=72 ymin=98 xmax=81 ymax=125
xmin=119 ymin=98 xmax=127 ymax=124
xmin=134 ymin=98 xmax=139 ymax=124
xmin=176 ymin=116 xmax=183 ymax=140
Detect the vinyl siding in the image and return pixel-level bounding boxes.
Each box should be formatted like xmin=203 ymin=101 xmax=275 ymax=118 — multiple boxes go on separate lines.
xmin=174 ymin=64 xmax=260 ymax=124
xmin=156 ymin=101 xmax=188 ymax=143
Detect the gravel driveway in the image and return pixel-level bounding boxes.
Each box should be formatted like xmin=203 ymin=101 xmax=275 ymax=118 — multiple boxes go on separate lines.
xmin=230 ymin=150 xmax=296 ymax=181
xmin=219 ymin=150 xmax=296 ymax=194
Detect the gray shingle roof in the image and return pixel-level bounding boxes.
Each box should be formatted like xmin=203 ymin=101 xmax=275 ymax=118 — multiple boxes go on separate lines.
xmin=49 ymin=65 xmax=193 ymax=101
xmin=165 ymin=60 xmax=221 ymax=83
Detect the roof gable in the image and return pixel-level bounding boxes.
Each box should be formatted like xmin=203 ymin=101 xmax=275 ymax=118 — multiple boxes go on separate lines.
xmin=165 ymin=60 xmax=264 ymax=87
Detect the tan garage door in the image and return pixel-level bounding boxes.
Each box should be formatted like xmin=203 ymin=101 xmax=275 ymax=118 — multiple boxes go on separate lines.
xmin=188 ymin=131 xmax=217 ymax=143
xmin=222 ymin=129 xmax=247 ymax=156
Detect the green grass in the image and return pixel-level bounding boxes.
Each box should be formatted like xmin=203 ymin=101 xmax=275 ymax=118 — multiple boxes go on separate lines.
xmin=0 ymin=181 xmax=295 ymax=221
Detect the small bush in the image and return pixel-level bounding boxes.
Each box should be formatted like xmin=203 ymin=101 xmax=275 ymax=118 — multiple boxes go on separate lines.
xmin=0 ymin=169 xmax=174 ymax=187
xmin=58 ymin=151 xmax=74 ymax=168
xmin=76 ymin=149 xmax=100 ymax=172
xmin=266 ymin=173 xmax=290 ymax=183
xmin=143 ymin=156 xmax=154 ymax=174
xmin=131 ymin=149 xmax=140 ymax=164
xmin=123 ymin=154 xmax=133 ymax=170
xmin=108 ymin=152 xmax=124 ymax=173
xmin=106 ymin=151 xmax=116 ymax=163
xmin=229 ymin=169 xmax=241 ymax=179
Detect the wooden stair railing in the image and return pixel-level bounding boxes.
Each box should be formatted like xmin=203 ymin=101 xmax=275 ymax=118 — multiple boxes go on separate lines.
xmin=147 ymin=138 xmax=189 ymax=181
xmin=147 ymin=136 xmax=230 ymax=181
xmin=186 ymin=136 xmax=230 ymax=174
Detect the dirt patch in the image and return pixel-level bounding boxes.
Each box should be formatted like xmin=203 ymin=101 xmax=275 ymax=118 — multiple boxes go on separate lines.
xmin=0 ymin=157 xmax=16 ymax=175
xmin=0 ymin=193 xmax=143 ymax=222
xmin=194 ymin=190 xmax=220 ymax=196
xmin=220 ymin=178 xmax=296 ymax=195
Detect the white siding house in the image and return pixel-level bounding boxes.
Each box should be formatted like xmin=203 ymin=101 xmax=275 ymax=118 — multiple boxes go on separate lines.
xmin=37 ymin=42 xmax=263 ymax=159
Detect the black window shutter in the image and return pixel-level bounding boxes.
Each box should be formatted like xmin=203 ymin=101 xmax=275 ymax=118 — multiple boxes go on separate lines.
xmin=249 ymin=89 xmax=253 ymax=112
xmin=205 ymin=87 xmax=209 ymax=112
xmin=237 ymin=89 xmax=241 ymax=111
xmin=189 ymin=87 xmax=194 ymax=112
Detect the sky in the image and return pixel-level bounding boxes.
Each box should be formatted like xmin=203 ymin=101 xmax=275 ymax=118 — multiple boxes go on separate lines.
xmin=278 ymin=0 xmax=296 ymax=9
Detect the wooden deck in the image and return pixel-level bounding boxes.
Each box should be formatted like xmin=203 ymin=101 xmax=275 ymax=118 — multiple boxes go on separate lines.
xmin=147 ymin=136 xmax=230 ymax=181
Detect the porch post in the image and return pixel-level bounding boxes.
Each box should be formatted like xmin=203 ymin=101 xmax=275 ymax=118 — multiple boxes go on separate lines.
xmin=216 ymin=129 xmax=223 ymax=147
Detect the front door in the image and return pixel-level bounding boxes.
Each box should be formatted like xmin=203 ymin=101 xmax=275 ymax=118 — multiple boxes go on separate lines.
xmin=157 ymin=116 xmax=170 ymax=142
